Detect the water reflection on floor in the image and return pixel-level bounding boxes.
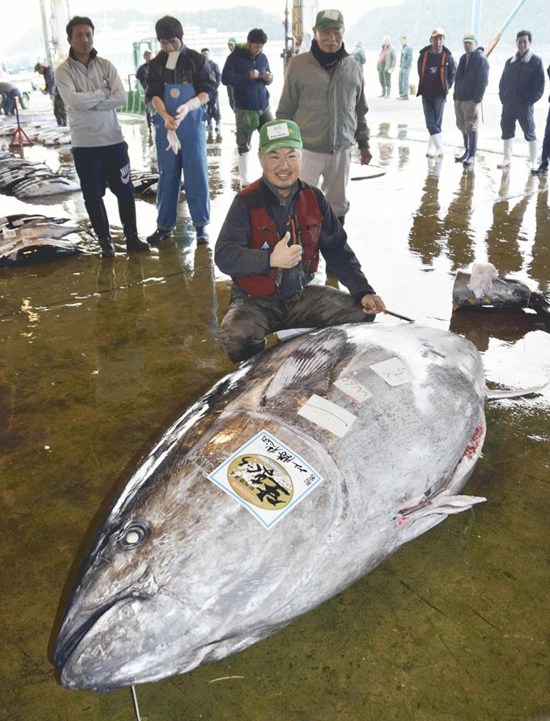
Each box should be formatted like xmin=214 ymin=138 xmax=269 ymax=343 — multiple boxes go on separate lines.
xmin=1 ymin=113 xmax=549 ymax=721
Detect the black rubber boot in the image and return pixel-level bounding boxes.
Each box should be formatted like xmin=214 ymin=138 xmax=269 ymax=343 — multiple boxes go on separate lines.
xmin=117 ymin=193 xmax=138 ymax=241
xmin=98 ymin=237 xmax=116 ymax=258
xmin=531 ymin=159 xmax=549 ymax=176
xmin=85 ymin=198 xmax=111 ymax=241
xmin=455 ymin=134 xmax=469 ymax=162
xmin=126 ymin=236 xmax=151 ymax=252
xmin=463 ymin=131 xmax=478 ymax=166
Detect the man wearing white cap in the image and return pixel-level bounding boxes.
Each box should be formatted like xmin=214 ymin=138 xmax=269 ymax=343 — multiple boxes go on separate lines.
xmin=417 ymin=28 xmax=456 ymax=158
xmin=276 ymin=9 xmax=371 ymax=227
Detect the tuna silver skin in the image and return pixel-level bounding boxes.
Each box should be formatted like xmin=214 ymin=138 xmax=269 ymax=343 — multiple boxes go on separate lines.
xmin=53 ymin=324 xmax=488 ymax=690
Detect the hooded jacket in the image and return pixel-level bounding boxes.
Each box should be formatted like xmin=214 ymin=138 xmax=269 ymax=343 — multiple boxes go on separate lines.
xmin=453 ymin=46 xmax=489 ymax=103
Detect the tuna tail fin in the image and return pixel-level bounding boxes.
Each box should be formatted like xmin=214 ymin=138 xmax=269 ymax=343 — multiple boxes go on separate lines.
xmin=485 ymin=382 xmax=548 ymax=401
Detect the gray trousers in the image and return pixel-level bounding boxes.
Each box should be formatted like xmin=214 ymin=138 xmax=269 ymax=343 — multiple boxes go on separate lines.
xmin=219 ymin=284 xmax=374 ymax=362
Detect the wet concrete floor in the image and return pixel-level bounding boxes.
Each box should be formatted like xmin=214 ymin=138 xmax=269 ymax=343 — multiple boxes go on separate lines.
xmin=1 ymin=90 xmax=549 ymax=721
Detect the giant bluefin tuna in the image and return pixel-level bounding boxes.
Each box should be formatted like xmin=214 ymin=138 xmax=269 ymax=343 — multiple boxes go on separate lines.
xmin=54 ymin=324 xmax=489 ymax=690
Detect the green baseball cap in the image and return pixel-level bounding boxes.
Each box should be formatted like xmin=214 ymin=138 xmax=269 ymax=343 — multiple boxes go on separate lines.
xmin=463 ymin=34 xmax=477 ymax=43
xmin=259 ymin=120 xmax=303 ymax=154
xmin=314 ymin=9 xmax=345 ymax=31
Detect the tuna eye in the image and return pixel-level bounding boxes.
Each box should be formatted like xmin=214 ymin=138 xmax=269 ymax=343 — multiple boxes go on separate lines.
xmin=118 ymin=522 xmax=148 ymax=549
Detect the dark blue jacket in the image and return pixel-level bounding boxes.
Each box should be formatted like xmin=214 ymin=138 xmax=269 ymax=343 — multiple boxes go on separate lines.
xmin=453 ymin=47 xmax=489 ymax=103
xmin=221 ymin=46 xmax=272 ymax=110
xmin=499 ymin=50 xmax=545 ymax=106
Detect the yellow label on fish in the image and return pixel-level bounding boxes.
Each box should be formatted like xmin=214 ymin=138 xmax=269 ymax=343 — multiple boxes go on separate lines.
xmin=227 ymin=454 xmax=294 ymax=510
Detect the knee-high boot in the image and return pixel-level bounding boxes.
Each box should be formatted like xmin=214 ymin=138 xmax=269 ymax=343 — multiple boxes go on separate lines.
xmin=237 ymin=152 xmax=251 ymax=188
xmin=455 ymin=134 xmax=469 ymax=162
xmin=117 ymin=193 xmax=150 ymax=251
xmin=528 ymin=140 xmax=538 ymax=170
xmin=497 ymin=139 xmax=513 ymax=168
xmin=463 ymin=131 xmax=478 ymax=166
xmin=85 ymin=198 xmax=115 ymax=257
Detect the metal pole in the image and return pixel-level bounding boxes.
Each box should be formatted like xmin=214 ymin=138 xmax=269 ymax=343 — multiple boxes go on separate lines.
xmin=485 ymin=0 xmax=529 ymax=57
xmin=38 ymin=0 xmax=52 ymax=64
xmin=471 ymin=0 xmax=482 ymax=39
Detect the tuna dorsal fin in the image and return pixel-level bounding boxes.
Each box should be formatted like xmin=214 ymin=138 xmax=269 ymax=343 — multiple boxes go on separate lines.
xmin=264 ymin=327 xmax=348 ymax=402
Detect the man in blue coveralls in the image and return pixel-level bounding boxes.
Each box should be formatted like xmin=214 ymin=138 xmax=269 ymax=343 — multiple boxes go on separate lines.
xmin=145 ymin=16 xmax=216 ymax=245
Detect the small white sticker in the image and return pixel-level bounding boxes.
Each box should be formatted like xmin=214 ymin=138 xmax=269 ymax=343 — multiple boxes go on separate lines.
xmin=298 ymin=394 xmax=357 ymax=438
xmin=1 ymin=228 xmax=17 ymax=239
xmin=334 ymin=375 xmax=373 ymax=403
xmin=208 ymin=430 xmax=323 ymax=530
xmin=370 ymin=357 xmax=412 ymax=386
xmin=266 ymin=122 xmax=290 ymax=140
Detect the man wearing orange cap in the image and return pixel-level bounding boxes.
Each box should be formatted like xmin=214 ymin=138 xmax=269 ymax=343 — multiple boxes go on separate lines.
xmin=417 ymin=28 xmax=456 ymax=158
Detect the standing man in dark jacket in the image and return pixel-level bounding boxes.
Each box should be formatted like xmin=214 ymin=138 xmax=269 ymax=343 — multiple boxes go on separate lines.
xmin=136 ymin=50 xmax=153 ymax=131
xmin=222 ymin=28 xmax=273 ymax=188
xmin=453 ymin=34 xmax=489 ymax=166
xmin=417 ymin=28 xmax=456 ymax=158
xmin=145 ymin=16 xmax=216 ymax=245
xmin=532 ymin=62 xmax=550 ymax=175
xmin=497 ymin=30 xmax=545 ymax=170
xmin=214 ymin=119 xmax=386 ymax=363
xmin=201 ymin=48 xmax=222 ymax=140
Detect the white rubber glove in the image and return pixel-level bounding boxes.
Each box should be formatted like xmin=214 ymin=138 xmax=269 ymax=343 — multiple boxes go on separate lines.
xmin=166 ymin=129 xmax=181 ymax=155
xmin=174 ymin=96 xmax=202 ymax=124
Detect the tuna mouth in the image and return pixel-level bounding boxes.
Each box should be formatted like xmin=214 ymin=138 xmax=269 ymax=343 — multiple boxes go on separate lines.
xmin=54 ymin=596 xmax=126 ymax=672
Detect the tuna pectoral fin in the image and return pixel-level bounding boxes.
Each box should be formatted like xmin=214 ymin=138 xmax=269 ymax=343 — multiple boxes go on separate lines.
xmin=396 ymin=493 xmax=486 ymax=523
xmin=264 ymin=326 xmax=348 ymax=401
xmin=486 ymin=382 xmax=548 ymax=400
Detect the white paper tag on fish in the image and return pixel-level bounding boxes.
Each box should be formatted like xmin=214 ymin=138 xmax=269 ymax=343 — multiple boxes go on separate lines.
xmin=369 ymin=357 xmax=412 ymax=386
xmin=208 ymin=430 xmax=323 ymax=530
xmin=333 ymin=375 xmax=373 ymax=403
xmin=297 ymin=394 xmax=356 ymax=437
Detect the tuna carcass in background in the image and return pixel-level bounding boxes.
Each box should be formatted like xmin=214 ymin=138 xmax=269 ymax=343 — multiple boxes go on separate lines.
xmin=54 ymin=323 xmax=495 ymax=691
xmin=0 ymin=213 xmax=92 ymax=266
xmin=453 ymin=262 xmax=550 ymax=319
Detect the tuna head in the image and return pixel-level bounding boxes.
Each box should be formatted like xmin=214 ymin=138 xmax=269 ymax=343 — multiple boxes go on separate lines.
xmin=53 ymin=473 xmax=206 ymax=689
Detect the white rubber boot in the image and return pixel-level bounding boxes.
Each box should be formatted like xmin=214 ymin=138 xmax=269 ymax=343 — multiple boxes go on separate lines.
xmin=497 ymin=139 xmax=513 ymax=168
xmin=426 ymin=135 xmax=435 ymax=157
xmin=528 ymin=140 xmax=538 ymax=170
xmin=431 ymin=133 xmax=444 ymax=157
xmin=237 ymin=152 xmax=251 ymax=188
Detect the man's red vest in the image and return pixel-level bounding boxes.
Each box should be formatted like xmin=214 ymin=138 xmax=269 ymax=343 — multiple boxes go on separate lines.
xmin=235 ymin=181 xmax=324 ymax=297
